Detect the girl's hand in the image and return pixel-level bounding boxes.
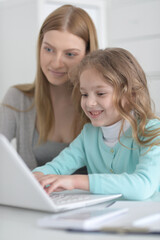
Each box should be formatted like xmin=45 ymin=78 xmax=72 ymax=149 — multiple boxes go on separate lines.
xmin=33 ymin=174 xmax=89 ymax=194
xmin=33 ymin=172 xmax=44 ymax=181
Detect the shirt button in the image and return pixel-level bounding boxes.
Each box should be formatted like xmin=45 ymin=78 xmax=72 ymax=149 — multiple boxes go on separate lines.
xmin=110 ymin=168 xmax=114 ymax=173
xmin=110 ymin=148 xmax=114 ymax=153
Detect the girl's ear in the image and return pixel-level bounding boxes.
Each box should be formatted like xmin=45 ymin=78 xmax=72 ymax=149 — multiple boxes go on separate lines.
xmin=122 ymin=85 xmax=128 ymax=94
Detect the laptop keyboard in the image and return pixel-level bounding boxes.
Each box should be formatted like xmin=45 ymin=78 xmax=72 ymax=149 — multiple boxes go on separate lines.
xmin=50 ymin=193 xmax=91 ymax=205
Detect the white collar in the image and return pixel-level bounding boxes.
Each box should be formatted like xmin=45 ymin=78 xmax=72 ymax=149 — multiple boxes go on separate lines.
xmin=101 ymin=120 xmax=130 ymax=147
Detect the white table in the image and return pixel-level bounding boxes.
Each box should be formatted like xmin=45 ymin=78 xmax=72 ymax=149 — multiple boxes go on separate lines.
xmin=1 ymin=194 xmax=160 ymax=240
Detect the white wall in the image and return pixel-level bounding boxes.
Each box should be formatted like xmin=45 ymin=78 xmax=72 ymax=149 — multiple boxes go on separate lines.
xmin=107 ymin=0 xmax=160 ymax=116
xmin=0 ymin=0 xmax=39 ymax=99
xmin=1 ymin=0 xmax=160 ymax=115
xmin=0 ymin=0 xmax=107 ymax=99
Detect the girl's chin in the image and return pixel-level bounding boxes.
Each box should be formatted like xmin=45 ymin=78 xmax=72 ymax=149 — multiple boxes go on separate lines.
xmin=90 ymin=121 xmax=102 ymax=127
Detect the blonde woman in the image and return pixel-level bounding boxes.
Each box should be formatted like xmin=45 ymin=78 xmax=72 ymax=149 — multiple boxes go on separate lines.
xmin=0 ymin=5 xmax=98 ymax=171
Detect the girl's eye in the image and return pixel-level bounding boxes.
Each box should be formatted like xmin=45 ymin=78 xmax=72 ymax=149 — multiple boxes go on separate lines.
xmin=81 ymin=93 xmax=88 ymax=97
xmin=97 ymin=93 xmax=105 ymax=96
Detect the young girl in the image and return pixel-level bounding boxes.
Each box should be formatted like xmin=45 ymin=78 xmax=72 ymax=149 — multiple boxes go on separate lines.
xmin=33 ymin=48 xmax=160 ymax=200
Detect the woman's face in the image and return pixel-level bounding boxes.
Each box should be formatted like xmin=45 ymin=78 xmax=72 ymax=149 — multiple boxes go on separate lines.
xmin=40 ymin=30 xmax=86 ymax=86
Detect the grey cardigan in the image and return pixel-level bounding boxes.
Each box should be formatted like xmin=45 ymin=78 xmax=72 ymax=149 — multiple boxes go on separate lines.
xmin=0 ymin=87 xmax=87 ymax=174
xmin=0 ymin=87 xmax=37 ymax=169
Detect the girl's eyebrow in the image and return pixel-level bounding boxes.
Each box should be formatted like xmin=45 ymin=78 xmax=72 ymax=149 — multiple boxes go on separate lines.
xmin=95 ymin=85 xmax=109 ymax=89
xmin=80 ymin=85 xmax=109 ymax=91
xmin=42 ymin=41 xmax=81 ymax=52
xmin=80 ymin=87 xmax=85 ymax=91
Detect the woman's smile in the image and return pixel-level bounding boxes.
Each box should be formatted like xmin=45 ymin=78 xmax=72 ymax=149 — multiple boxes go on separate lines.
xmin=40 ymin=30 xmax=86 ymax=86
xmin=48 ymin=68 xmax=67 ymax=78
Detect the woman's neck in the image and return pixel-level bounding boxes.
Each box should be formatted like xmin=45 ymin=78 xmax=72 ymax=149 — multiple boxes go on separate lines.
xmin=47 ymin=82 xmax=75 ymax=143
xmin=49 ymin=82 xmax=73 ymax=106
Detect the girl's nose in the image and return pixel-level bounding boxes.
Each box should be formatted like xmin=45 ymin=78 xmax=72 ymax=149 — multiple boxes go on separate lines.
xmin=86 ymin=96 xmax=97 ymax=107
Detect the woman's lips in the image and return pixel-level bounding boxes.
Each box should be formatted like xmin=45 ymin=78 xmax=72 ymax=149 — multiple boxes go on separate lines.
xmin=49 ymin=69 xmax=67 ymax=77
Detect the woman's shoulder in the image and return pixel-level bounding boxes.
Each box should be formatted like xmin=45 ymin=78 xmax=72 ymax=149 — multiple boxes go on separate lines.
xmin=2 ymin=87 xmax=34 ymax=108
xmin=3 ymin=86 xmax=23 ymax=98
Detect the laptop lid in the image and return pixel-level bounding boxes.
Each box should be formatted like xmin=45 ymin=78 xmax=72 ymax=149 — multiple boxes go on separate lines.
xmin=0 ymin=134 xmax=59 ymax=212
xmin=0 ymin=134 xmax=121 ymax=212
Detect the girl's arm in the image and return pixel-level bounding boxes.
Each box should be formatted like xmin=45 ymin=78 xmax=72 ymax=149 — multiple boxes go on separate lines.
xmin=33 ymin=126 xmax=89 ymax=193
xmin=33 ymin=173 xmax=89 ymax=194
xmin=89 ymin=144 xmax=160 ymax=200
xmin=33 ymin=128 xmax=86 ymax=175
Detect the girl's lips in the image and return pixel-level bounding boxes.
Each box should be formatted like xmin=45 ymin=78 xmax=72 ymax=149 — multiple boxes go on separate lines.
xmin=88 ymin=110 xmax=103 ymax=118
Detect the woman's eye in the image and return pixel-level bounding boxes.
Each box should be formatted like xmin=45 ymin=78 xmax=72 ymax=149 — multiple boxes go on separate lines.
xmin=66 ymin=52 xmax=76 ymax=57
xmin=45 ymin=47 xmax=53 ymax=52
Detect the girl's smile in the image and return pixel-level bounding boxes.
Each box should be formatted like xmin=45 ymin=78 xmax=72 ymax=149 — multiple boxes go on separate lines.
xmin=88 ymin=110 xmax=104 ymax=119
xmin=80 ymin=68 xmax=123 ymax=127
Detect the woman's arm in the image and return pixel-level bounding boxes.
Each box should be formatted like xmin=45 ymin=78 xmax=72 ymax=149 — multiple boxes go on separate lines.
xmin=0 ymin=88 xmax=18 ymax=141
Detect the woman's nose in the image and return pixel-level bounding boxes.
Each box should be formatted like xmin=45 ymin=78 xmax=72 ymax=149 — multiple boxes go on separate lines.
xmin=52 ymin=54 xmax=64 ymax=68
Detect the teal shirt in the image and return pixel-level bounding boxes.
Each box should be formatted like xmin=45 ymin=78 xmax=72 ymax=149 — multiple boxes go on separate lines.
xmin=33 ymin=119 xmax=160 ymax=200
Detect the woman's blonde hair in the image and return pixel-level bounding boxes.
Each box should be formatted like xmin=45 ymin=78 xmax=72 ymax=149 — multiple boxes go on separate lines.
xmin=72 ymin=47 xmax=160 ymax=149
xmin=13 ymin=4 xmax=98 ymax=142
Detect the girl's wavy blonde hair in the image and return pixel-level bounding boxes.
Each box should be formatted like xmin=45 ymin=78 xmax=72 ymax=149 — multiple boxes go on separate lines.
xmin=72 ymin=48 xmax=160 ymax=149
xmin=9 ymin=4 xmax=98 ymax=142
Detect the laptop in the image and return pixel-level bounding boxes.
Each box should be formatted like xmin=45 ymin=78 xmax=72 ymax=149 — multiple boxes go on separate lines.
xmin=0 ymin=134 xmax=122 ymax=213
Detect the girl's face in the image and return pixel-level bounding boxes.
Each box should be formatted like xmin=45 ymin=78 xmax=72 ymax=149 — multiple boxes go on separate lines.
xmin=40 ymin=30 xmax=86 ymax=86
xmin=80 ymin=68 xmax=123 ymax=127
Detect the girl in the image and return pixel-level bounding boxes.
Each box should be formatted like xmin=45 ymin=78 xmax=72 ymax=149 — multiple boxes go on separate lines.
xmin=0 ymin=5 xmax=98 ymax=173
xmin=33 ymin=48 xmax=160 ymax=200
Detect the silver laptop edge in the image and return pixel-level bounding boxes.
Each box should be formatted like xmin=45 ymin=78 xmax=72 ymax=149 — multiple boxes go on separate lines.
xmin=0 ymin=134 xmax=121 ymax=212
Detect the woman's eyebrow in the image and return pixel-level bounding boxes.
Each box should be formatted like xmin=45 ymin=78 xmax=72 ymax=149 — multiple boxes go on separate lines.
xmin=42 ymin=42 xmax=54 ymax=47
xmin=42 ymin=41 xmax=81 ymax=52
xmin=64 ymin=48 xmax=81 ymax=52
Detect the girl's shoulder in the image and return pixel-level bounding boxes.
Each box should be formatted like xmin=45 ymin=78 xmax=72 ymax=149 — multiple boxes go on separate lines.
xmin=82 ymin=123 xmax=100 ymax=135
xmin=146 ymin=118 xmax=160 ymax=130
xmin=83 ymin=123 xmax=96 ymax=130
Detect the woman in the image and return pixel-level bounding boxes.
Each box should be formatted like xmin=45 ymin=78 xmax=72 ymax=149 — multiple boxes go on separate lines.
xmin=0 ymin=5 xmax=98 ymax=170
